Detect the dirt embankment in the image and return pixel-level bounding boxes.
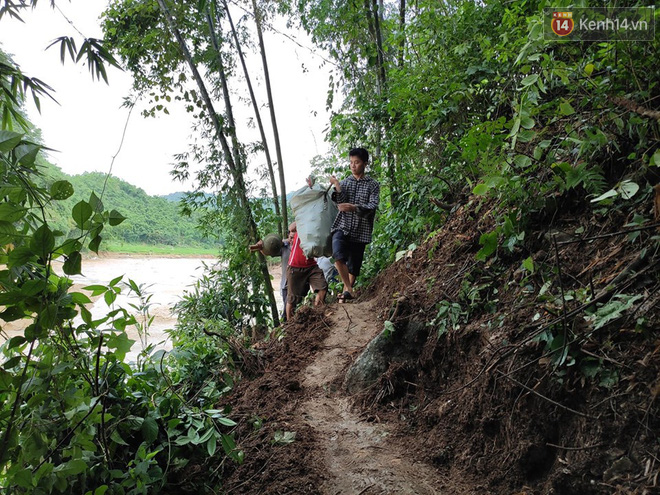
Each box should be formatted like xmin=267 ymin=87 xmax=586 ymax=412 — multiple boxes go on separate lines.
xmin=206 ymin=196 xmax=658 ymax=494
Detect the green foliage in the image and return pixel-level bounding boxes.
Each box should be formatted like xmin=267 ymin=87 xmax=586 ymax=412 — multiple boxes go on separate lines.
xmin=0 ymin=128 xmax=240 ymax=493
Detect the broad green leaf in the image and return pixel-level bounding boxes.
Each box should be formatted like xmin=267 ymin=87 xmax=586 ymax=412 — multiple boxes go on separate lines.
xmin=584 ymin=63 xmax=595 ymax=76
xmin=216 ymin=417 xmax=237 ymax=427
xmin=520 ymin=74 xmax=538 ymax=87
xmin=62 ymin=459 xmax=88 ymax=476
xmin=0 ymin=130 xmax=23 ymax=151
xmin=559 ymin=101 xmax=575 ymax=116
xmin=89 ymin=235 xmax=102 ymax=254
xmin=0 ymin=221 xmax=18 ymax=245
xmin=83 ymin=285 xmax=108 ymax=297
xmin=8 ymin=336 xmax=26 ymax=349
xmin=520 ymin=116 xmax=535 ymax=129
xmin=110 ymin=429 xmax=128 ymax=445
xmin=50 ymin=180 xmax=75 ymax=200
xmin=106 ymin=332 xmax=135 ymax=357
xmin=7 ymin=246 xmax=33 ymax=267
xmin=108 ymin=209 xmax=126 ymax=226
xmin=514 ymin=155 xmax=532 ymax=168
xmin=522 ymin=257 xmax=534 ymax=273
xmin=472 ymin=183 xmax=489 ymax=196
xmin=141 ymin=416 xmax=159 ymax=444
xmin=221 ymin=433 xmax=236 ymax=455
xmin=63 ymin=251 xmax=82 ymax=275
xmin=89 ymin=192 xmax=103 ymax=212
xmin=38 ymin=304 xmax=59 ymax=329
xmin=30 ymin=225 xmax=55 ymax=259
xmin=15 ymin=143 xmax=40 ymax=166
xmin=21 ymin=279 xmax=47 ymax=296
xmin=72 ymin=201 xmax=93 ymax=229
xmin=0 ymin=203 xmax=27 ymax=222
xmin=618 ymin=180 xmax=639 ymax=200
xmin=476 ymin=231 xmax=498 ymax=261
xmin=13 ymin=468 xmax=34 ymax=488
xmin=71 ymin=292 xmax=92 ymax=305
xmin=207 ymin=435 xmax=218 ymax=456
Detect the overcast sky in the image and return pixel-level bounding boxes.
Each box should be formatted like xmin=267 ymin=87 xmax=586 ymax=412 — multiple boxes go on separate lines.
xmin=0 ymin=0 xmax=334 ymax=196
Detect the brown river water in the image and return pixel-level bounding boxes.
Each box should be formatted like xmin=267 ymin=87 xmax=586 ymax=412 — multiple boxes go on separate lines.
xmin=1 ymin=256 xmax=220 ymax=363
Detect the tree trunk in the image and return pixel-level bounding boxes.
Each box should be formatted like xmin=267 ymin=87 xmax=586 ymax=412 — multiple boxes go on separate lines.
xmin=251 ymin=0 xmax=288 ymax=235
xmin=222 ymin=0 xmax=282 ymax=237
xmin=156 ymin=0 xmax=280 ymax=326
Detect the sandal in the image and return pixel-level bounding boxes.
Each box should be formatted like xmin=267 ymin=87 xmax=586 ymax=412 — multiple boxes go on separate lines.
xmin=341 ymin=291 xmax=354 ymax=301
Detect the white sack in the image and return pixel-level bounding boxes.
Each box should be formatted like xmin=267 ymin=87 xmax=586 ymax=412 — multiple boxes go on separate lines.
xmin=290 ymin=184 xmax=338 ymax=258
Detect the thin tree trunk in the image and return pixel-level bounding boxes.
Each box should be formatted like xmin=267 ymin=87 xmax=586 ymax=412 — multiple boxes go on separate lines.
xmin=251 ymin=0 xmax=288 ymax=234
xmin=222 ymin=0 xmax=282 ymax=237
xmin=156 ymin=0 xmax=280 ymax=326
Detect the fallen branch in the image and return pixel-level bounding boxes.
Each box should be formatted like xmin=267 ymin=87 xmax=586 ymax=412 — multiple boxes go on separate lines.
xmin=546 ymin=442 xmax=605 ymax=451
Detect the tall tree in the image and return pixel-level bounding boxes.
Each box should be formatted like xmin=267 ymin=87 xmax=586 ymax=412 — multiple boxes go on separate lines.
xmin=221 ymin=0 xmax=282 ymax=237
xmin=153 ymin=0 xmax=280 ymax=325
xmin=251 ymin=0 xmax=288 ymax=233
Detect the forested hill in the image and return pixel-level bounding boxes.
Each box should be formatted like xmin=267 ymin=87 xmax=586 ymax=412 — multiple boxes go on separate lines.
xmin=39 ymin=161 xmax=216 ymax=249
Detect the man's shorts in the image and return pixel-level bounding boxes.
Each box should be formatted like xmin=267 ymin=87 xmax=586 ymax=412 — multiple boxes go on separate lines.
xmin=332 ymin=230 xmax=367 ymax=278
xmin=286 ymin=265 xmax=328 ymax=305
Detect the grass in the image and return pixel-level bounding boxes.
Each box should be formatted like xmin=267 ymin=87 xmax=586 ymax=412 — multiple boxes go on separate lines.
xmin=102 ymin=242 xmax=218 ymax=257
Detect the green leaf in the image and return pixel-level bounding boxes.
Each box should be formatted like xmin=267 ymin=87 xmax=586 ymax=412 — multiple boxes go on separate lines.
xmin=0 ymin=221 xmax=17 ymax=245
xmin=559 ymin=101 xmax=575 ymax=116
xmin=522 ymin=257 xmax=534 ymax=273
xmin=72 ymin=201 xmax=93 ymax=229
xmin=63 ymin=251 xmax=82 ymax=275
xmin=89 ymin=192 xmax=103 ymax=213
xmin=476 ymin=231 xmax=498 ymax=261
xmin=71 ymin=292 xmax=92 ymax=305
xmin=38 ymin=304 xmax=59 ymax=329
xmin=216 ymin=417 xmax=237 ymax=427
xmin=8 ymin=246 xmax=34 ymax=267
xmin=0 ymin=203 xmax=27 ymax=222
xmin=584 ymin=63 xmax=595 ymax=76
xmin=207 ymin=435 xmax=217 ymax=456
xmin=141 ymin=416 xmax=159 ymax=444
xmin=8 ymin=336 xmax=26 ymax=349
xmin=13 ymin=468 xmax=34 ymax=488
xmin=651 ymin=149 xmax=660 ymax=167
xmin=618 ymin=180 xmax=639 ymax=200
xmin=88 ymin=235 xmax=102 ymax=254
xmin=15 ymin=143 xmax=40 ymax=166
xmin=221 ymin=434 xmax=236 ymax=455
xmin=62 ymin=458 xmax=88 ymax=476
xmin=30 ymin=225 xmax=55 ymax=259
xmin=590 ymin=189 xmax=618 ymax=203
xmin=108 ymin=209 xmax=126 ymax=226
xmin=0 ymin=130 xmax=23 ymax=151
xmin=50 ymin=180 xmax=75 ymax=200
xmin=520 ymin=116 xmax=535 ymax=129
xmin=520 ymin=74 xmax=538 ymax=87
xmin=472 ymin=183 xmax=489 ymax=196
xmin=513 ymin=155 xmax=532 ymax=168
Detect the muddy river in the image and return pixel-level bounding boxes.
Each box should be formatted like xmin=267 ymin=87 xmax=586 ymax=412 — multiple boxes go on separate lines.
xmin=1 ymin=256 xmax=219 ymax=362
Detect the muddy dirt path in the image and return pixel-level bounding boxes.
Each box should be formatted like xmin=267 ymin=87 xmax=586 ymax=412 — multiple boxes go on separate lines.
xmin=299 ymin=300 xmax=443 ymax=494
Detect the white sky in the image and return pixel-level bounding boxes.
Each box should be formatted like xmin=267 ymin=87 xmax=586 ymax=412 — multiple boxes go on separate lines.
xmin=0 ymin=0 xmax=335 ymax=196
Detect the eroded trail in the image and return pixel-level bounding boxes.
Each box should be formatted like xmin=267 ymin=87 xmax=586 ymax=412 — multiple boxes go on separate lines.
xmin=299 ymin=300 xmax=442 ymax=494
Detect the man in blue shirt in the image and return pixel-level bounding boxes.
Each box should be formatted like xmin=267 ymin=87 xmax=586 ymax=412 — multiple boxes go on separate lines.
xmin=329 ymin=148 xmax=380 ymax=301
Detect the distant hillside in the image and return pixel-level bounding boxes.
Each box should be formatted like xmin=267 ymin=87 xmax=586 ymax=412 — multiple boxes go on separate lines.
xmin=38 ymin=161 xmax=216 ymax=249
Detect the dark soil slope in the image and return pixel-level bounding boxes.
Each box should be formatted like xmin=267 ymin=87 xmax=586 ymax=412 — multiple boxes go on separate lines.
xmin=217 ymin=193 xmax=659 ymax=494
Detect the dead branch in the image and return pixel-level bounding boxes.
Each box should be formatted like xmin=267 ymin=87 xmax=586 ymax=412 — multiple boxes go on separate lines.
xmin=610 ymin=96 xmax=660 ymax=120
